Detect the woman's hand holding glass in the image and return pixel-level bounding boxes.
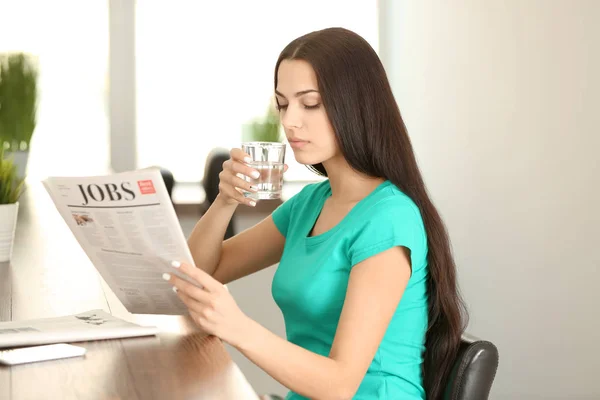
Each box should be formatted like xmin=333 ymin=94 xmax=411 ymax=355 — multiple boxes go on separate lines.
xmin=217 ymin=148 xmax=262 ymax=207
xmin=217 ymin=148 xmax=286 ymax=207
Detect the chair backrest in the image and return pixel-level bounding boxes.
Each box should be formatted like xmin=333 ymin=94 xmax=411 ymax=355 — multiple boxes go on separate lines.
xmin=158 ymin=168 xmax=175 ymax=199
xmin=443 ymin=335 xmax=499 ymax=400
xmin=202 ymin=147 xmax=235 ymax=239
xmin=202 ymin=147 xmax=230 ymax=205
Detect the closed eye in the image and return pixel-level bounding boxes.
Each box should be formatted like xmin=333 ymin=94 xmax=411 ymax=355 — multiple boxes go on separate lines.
xmin=277 ymin=104 xmax=320 ymax=111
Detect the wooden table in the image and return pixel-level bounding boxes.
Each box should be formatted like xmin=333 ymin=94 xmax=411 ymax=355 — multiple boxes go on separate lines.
xmin=0 ymin=182 xmax=259 ymax=400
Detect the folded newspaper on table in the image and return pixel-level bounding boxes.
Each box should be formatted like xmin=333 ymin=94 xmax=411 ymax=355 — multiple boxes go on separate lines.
xmin=0 ymin=309 xmax=159 ymax=348
xmin=42 ymin=167 xmax=198 ymax=315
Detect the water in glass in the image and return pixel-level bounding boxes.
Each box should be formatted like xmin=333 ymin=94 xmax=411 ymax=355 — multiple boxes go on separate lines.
xmin=245 ymin=161 xmax=284 ymax=200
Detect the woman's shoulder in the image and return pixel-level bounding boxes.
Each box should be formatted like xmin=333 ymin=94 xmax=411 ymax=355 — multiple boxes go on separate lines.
xmin=365 ymin=181 xmax=423 ymax=223
xmin=354 ymin=181 xmax=428 ymax=249
xmin=346 ymin=181 xmax=428 ymax=269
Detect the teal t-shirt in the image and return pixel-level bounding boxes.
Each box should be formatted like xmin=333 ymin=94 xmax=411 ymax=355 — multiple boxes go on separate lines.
xmin=271 ymin=180 xmax=428 ymax=400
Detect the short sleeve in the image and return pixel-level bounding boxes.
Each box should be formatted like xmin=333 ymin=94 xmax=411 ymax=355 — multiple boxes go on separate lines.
xmin=271 ymin=195 xmax=295 ymax=237
xmin=348 ymin=199 xmax=424 ymax=268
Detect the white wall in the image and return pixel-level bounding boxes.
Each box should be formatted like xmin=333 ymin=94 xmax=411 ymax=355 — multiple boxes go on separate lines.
xmin=380 ymin=1 xmax=600 ymax=399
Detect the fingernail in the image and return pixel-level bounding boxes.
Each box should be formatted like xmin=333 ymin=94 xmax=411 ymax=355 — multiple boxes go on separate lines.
xmin=172 ymin=286 xmax=178 ymax=293
xmin=171 ymin=261 xmax=181 ymax=268
xmin=249 ymin=201 xmax=257 ymax=207
xmin=244 ymin=157 xmax=252 ymax=163
xmin=162 ymin=273 xmax=171 ymax=281
xmin=251 ymin=171 xmax=260 ymax=179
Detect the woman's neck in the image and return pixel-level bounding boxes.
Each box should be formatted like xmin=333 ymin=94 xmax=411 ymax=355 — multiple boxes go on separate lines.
xmin=322 ymin=156 xmax=385 ymax=204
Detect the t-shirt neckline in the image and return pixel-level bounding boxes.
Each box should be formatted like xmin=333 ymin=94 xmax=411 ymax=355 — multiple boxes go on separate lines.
xmin=305 ymin=180 xmax=391 ymax=245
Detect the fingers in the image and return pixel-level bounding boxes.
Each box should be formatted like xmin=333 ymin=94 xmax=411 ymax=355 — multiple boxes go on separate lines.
xmin=164 ymin=272 xmax=212 ymax=302
xmin=219 ymin=148 xmax=289 ymax=207
xmin=221 ymin=162 xmax=259 ymax=192
xmin=217 ymin=150 xmax=262 ymax=207
xmin=172 ymin=261 xmax=224 ymax=293
xmin=218 ymin=178 xmax=256 ymax=207
xmin=178 ymin=291 xmax=211 ymax=316
xmin=230 ymin=148 xmax=251 ymax=163
xmin=226 ymin=158 xmax=261 ymax=180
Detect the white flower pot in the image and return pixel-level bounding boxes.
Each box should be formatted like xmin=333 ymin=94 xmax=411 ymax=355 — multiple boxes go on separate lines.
xmin=0 ymin=202 xmax=19 ymax=262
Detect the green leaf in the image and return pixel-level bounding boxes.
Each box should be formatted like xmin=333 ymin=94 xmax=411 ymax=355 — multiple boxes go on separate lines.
xmin=243 ymin=104 xmax=283 ymax=143
xmin=0 ymin=52 xmax=39 ymax=150
xmin=0 ymin=147 xmax=25 ymax=204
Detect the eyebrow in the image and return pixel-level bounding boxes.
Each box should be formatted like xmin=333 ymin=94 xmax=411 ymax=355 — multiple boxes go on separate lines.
xmin=274 ymin=89 xmax=319 ymax=99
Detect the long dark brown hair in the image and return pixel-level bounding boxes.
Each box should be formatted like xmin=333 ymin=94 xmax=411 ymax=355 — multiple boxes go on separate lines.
xmin=274 ymin=27 xmax=468 ymax=399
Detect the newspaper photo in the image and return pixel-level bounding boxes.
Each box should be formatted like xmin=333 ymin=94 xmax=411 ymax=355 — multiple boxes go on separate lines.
xmin=42 ymin=167 xmax=198 ymax=315
xmin=0 ymin=309 xmax=159 ymax=348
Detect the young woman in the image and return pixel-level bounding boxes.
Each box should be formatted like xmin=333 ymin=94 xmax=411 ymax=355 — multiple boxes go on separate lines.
xmin=164 ymin=27 xmax=467 ymax=400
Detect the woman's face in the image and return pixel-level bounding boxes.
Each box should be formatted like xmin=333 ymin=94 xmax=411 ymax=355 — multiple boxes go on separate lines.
xmin=275 ymin=59 xmax=339 ymax=166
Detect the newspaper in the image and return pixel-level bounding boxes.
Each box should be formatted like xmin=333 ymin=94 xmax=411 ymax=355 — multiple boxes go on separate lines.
xmin=42 ymin=167 xmax=198 ymax=316
xmin=0 ymin=309 xmax=159 ymax=348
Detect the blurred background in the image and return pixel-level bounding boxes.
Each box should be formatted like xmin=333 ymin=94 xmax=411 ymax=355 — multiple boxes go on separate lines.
xmin=0 ymin=0 xmax=378 ymax=184
xmin=1 ymin=1 xmax=599 ymax=399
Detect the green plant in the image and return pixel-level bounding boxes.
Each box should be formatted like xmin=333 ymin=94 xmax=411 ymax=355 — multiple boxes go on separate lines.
xmin=243 ymin=105 xmax=282 ymax=142
xmin=0 ymin=53 xmax=38 ymax=152
xmin=0 ymin=148 xmax=25 ymax=204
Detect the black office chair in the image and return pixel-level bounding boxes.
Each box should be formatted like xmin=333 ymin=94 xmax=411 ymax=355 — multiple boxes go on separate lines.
xmin=159 ymin=168 xmax=175 ymax=200
xmin=202 ymin=147 xmax=235 ymax=239
xmin=262 ymin=335 xmax=498 ymax=400
xmin=443 ymin=335 xmax=499 ymax=400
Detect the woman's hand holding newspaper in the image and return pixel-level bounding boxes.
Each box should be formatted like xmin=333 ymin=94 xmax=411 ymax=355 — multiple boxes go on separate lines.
xmin=162 ymin=261 xmax=253 ymax=348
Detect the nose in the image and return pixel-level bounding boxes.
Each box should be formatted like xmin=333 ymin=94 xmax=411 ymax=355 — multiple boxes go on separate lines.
xmin=281 ymin=106 xmax=302 ymax=129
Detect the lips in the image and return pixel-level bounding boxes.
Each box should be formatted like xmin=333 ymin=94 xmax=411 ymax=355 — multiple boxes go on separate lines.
xmin=288 ymin=138 xmax=308 ymax=149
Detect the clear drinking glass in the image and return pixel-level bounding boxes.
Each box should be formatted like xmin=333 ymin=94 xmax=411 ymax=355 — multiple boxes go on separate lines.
xmin=241 ymin=141 xmax=286 ymax=200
